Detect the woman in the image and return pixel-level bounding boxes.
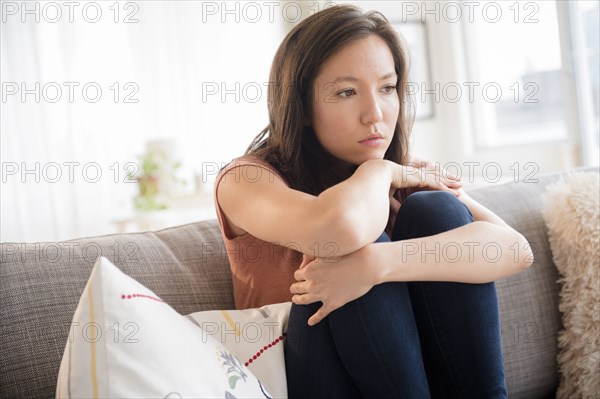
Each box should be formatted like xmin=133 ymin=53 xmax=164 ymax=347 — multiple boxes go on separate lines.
xmin=214 ymin=4 xmax=533 ymax=398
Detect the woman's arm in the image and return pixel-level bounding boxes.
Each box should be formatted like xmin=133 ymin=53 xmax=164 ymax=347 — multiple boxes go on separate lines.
xmin=376 ymin=189 xmax=534 ymax=283
xmin=218 ymin=158 xmax=461 ymax=257
xmin=375 ymin=221 xmax=533 ymax=284
xmin=218 ymin=159 xmax=394 ymax=257
xmin=291 ymin=216 xmax=534 ymax=325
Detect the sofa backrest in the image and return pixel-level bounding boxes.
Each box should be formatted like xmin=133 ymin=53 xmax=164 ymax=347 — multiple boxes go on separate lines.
xmin=1 ymin=219 xmax=235 ymax=398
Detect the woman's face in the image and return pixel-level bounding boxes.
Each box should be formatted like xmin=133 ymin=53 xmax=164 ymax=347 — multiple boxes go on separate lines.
xmin=311 ymin=34 xmax=400 ymax=166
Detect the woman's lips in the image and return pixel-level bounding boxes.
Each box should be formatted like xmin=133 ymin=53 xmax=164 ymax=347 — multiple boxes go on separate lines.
xmin=359 ymin=138 xmax=385 ymax=147
xmin=360 ymin=133 xmax=383 ymax=142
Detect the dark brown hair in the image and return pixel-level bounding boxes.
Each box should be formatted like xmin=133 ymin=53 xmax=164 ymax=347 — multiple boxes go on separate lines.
xmin=245 ymin=4 xmax=414 ymax=195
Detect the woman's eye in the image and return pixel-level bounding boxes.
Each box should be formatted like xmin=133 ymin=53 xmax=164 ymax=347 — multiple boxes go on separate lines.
xmin=337 ymin=88 xmax=356 ymax=98
xmin=383 ymin=85 xmax=397 ymax=94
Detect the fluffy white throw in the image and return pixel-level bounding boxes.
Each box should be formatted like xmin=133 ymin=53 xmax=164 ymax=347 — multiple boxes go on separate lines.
xmin=541 ymin=171 xmax=599 ymax=398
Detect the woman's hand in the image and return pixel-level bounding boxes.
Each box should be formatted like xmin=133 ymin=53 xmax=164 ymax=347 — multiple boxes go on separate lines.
xmin=384 ymin=155 xmax=462 ymax=197
xmin=384 ymin=154 xmax=462 ymax=235
xmin=407 ymin=154 xmax=460 ymax=181
xmin=290 ymin=245 xmax=379 ymax=326
xmin=406 ymin=153 xmax=436 ymax=169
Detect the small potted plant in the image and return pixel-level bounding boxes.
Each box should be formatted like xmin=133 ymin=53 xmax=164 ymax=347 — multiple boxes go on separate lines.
xmin=130 ymin=151 xmax=168 ymax=211
xmin=128 ymin=141 xmax=186 ymax=211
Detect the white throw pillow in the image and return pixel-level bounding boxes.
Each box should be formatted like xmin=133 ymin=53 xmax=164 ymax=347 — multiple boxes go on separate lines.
xmin=187 ymin=302 xmax=292 ymax=398
xmin=56 ymin=256 xmax=272 ymax=398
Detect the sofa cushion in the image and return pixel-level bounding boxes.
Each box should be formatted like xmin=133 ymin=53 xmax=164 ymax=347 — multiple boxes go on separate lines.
xmin=1 ymin=220 xmax=234 ymax=398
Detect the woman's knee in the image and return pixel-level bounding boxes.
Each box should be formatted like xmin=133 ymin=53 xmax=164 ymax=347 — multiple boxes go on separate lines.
xmin=393 ymin=191 xmax=474 ymax=240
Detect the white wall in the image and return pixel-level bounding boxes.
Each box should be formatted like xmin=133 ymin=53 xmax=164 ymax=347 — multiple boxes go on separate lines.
xmin=1 ymin=1 xmax=286 ymax=242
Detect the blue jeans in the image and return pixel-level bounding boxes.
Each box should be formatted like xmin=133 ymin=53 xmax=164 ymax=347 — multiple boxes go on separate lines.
xmin=284 ymin=191 xmax=508 ymax=399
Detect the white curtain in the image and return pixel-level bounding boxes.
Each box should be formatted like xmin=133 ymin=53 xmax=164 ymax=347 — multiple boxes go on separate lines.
xmin=1 ymin=1 xmax=286 ymax=242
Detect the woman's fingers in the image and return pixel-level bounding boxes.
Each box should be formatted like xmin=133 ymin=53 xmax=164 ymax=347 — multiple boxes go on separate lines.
xmin=438 ymin=180 xmax=462 ymax=197
xmin=299 ymin=253 xmax=316 ymax=269
xmin=290 ymin=279 xmax=336 ymax=325
xmin=294 ymin=268 xmax=305 ymax=281
xmin=425 ymin=178 xmax=461 ymax=197
xmin=438 ymin=167 xmax=460 ymax=181
xmin=290 ymin=281 xmax=308 ymax=294
xmin=417 ymin=169 xmax=462 ymax=193
xmin=419 ymin=161 xmax=462 ymax=183
xmin=428 ymin=161 xmax=460 ymax=180
xmin=291 ymin=293 xmax=318 ymax=305
xmin=400 ymin=160 xmax=462 ymax=187
xmin=307 ymin=305 xmax=336 ymax=326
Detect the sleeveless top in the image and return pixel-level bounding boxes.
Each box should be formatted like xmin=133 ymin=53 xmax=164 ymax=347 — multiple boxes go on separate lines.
xmin=213 ymin=155 xmax=418 ymax=310
xmin=213 ymin=155 xmax=302 ymax=310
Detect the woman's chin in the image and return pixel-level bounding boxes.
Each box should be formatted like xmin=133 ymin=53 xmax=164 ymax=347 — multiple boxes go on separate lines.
xmin=333 ymin=151 xmax=386 ymax=167
xmin=356 ymin=153 xmax=386 ymax=164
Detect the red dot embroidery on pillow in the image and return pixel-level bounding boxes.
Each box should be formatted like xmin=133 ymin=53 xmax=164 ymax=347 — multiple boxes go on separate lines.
xmin=120 ymin=293 xmax=164 ymax=303
xmin=244 ymin=334 xmax=286 ymax=367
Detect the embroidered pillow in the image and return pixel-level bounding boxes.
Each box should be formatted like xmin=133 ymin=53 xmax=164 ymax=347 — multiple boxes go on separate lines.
xmin=56 ymin=257 xmax=271 ymax=398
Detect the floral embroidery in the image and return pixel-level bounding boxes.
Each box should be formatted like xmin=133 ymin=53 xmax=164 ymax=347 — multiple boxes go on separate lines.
xmin=218 ymin=349 xmax=248 ymax=389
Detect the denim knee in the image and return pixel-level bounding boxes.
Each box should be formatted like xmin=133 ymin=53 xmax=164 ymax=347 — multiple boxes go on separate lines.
xmin=392 ymin=191 xmax=474 ymax=240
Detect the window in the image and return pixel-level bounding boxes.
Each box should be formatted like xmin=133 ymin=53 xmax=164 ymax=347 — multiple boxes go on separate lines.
xmin=463 ymin=1 xmax=569 ymax=147
xmin=561 ymin=0 xmax=599 ymax=165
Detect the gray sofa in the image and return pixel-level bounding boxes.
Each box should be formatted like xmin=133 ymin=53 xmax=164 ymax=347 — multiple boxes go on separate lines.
xmin=1 ymin=166 xmax=597 ymax=398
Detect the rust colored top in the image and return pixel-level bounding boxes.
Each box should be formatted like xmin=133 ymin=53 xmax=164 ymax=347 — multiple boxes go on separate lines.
xmin=213 ymin=156 xmax=302 ymax=310
xmin=213 ymin=155 xmax=418 ymax=309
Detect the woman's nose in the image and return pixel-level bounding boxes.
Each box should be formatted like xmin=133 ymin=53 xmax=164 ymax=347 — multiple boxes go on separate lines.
xmin=360 ymin=93 xmax=384 ymax=125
